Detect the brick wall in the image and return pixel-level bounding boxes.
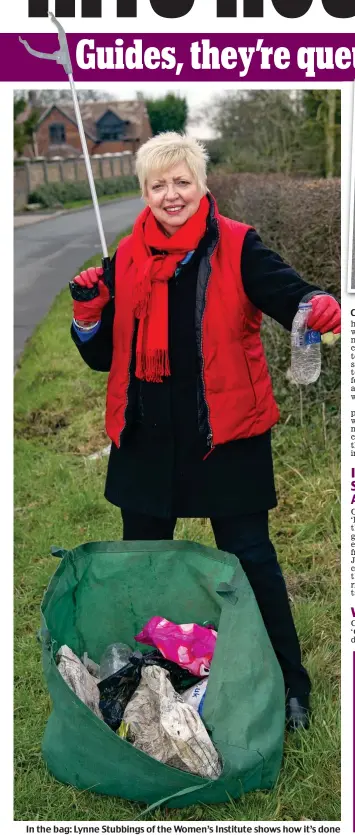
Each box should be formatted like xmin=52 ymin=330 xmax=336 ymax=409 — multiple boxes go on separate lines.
xmin=91 ymin=138 xmax=139 ymax=155
xmin=14 ymin=152 xmax=134 ymax=211
xmin=14 ymin=166 xmax=28 ymax=213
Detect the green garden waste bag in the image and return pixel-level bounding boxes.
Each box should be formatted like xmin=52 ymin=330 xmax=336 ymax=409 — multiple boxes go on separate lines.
xmin=40 ymin=540 xmax=285 ymax=810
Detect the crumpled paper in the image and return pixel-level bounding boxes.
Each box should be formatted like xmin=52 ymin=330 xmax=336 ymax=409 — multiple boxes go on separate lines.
xmin=123 ymin=665 xmax=221 ymax=779
xmin=57 ymin=645 xmax=102 ymax=720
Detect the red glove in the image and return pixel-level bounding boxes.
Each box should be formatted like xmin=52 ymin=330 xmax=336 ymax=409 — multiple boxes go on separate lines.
xmin=72 ymin=266 xmax=110 ymax=324
xmin=306 ymin=295 xmax=341 ymax=334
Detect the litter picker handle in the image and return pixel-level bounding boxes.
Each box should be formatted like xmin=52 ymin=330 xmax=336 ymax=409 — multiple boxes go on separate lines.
xmin=69 ymin=256 xmax=114 ymax=302
xmin=20 ymin=15 xmax=114 ymax=303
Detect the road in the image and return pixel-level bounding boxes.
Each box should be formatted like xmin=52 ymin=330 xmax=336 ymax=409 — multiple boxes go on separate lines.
xmin=14 ymin=196 xmax=142 ymax=364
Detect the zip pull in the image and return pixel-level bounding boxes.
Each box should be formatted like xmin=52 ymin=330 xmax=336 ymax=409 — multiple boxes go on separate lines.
xmin=203 ymin=446 xmax=215 ymax=461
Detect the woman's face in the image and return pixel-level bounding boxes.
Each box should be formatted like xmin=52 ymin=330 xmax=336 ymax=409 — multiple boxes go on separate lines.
xmin=145 ymin=162 xmax=203 ymax=236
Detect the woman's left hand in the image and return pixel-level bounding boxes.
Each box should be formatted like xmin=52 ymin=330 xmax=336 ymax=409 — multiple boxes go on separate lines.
xmin=306 ymin=294 xmax=341 ymax=334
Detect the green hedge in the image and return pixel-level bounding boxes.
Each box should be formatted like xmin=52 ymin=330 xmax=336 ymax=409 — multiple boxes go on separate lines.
xmin=208 ymin=173 xmax=341 ymax=419
xmin=28 ymin=175 xmax=139 ymax=208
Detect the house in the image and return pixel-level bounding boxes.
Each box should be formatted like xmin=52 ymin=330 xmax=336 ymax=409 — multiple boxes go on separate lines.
xmin=17 ymin=99 xmax=152 ymax=158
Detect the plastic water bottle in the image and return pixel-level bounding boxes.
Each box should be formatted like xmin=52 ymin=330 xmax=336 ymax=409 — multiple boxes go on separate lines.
xmin=290 ymin=302 xmax=321 ymax=385
xmin=99 ymin=643 xmax=133 ymax=680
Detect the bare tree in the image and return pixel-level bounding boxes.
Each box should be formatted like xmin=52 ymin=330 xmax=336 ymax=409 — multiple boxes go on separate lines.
xmin=194 ymin=89 xmax=340 ymax=178
xmin=199 ymin=91 xmax=304 ymax=175
xmin=14 ymin=89 xmax=116 ymax=106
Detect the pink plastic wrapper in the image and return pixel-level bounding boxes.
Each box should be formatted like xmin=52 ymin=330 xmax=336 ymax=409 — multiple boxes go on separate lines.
xmin=134 ymin=617 xmax=218 ymax=677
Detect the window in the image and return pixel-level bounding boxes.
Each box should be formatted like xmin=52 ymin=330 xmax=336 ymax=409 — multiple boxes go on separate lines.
xmin=49 ymin=123 xmax=66 ymax=144
xmin=96 ymin=111 xmax=126 ymax=142
xmin=98 ymin=126 xmax=123 ymax=141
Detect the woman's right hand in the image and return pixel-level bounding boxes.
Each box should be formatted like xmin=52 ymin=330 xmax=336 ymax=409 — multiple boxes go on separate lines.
xmin=72 ymin=266 xmax=111 ymax=325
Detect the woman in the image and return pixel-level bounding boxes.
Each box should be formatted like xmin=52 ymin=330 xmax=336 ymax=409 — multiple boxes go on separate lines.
xmin=71 ymin=132 xmax=341 ymax=731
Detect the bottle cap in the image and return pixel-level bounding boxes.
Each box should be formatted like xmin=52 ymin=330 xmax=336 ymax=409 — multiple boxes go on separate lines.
xmin=304 ymin=330 xmax=321 ymax=345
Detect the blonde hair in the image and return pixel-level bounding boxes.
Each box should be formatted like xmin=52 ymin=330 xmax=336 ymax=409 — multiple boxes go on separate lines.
xmin=135 ymin=132 xmax=209 ymax=196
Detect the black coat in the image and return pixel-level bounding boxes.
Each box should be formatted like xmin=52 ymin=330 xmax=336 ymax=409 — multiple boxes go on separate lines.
xmin=72 ymin=228 xmax=323 ymax=519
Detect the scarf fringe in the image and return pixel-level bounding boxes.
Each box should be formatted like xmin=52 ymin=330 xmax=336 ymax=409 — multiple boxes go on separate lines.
xmin=136 ymin=350 xmax=171 ymax=383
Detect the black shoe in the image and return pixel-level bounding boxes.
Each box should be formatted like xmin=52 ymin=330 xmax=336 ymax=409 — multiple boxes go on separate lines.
xmin=285 ymin=694 xmax=310 ymax=731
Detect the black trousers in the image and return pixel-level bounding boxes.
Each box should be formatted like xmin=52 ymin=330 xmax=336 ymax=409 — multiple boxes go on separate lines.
xmin=121 ymin=509 xmax=311 ymax=697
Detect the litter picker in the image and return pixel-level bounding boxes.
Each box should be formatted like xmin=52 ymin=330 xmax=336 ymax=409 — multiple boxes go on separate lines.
xmin=19 ymin=13 xmax=114 ymax=302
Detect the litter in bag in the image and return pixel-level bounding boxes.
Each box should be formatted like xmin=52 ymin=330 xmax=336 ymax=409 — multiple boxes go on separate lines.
xmin=181 ymin=679 xmax=208 ymax=715
xmin=57 ymin=645 xmax=102 ymax=720
xmin=81 ymin=652 xmax=100 ymax=680
xmin=98 ymin=651 xmax=142 ymax=731
xmin=41 ymin=540 xmax=285 ymax=808
xmin=99 ymin=642 xmax=133 ymax=680
xmin=98 ymin=648 xmax=201 ymax=730
xmin=135 ymin=616 xmax=217 ymax=676
xmin=123 ymin=665 xmax=222 ymax=779
xmin=142 ymin=649 xmax=201 ymax=692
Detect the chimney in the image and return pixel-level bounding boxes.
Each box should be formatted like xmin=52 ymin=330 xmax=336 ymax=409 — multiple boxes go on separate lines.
xmin=28 ymin=91 xmax=38 ymax=107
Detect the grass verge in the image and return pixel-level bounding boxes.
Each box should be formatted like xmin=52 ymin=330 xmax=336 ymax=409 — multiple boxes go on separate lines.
xmin=14 ymin=237 xmax=340 ymax=822
xmin=62 ymin=190 xmax=140 ymax=210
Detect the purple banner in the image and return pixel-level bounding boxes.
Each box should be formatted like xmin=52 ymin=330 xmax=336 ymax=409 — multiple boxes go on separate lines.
xmin=3 ymin=32 xmax=355 ymax=82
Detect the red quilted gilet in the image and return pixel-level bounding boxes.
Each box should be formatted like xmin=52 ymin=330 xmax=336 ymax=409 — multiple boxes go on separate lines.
xmin=105 ymin=205 xmax=280 ymax=448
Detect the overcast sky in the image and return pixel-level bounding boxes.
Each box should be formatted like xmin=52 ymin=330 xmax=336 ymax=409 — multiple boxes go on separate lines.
xmin=101 ymin=83 xmax=220 ymax=138
xmin=140 ymin=85 xmax=217 ymax=138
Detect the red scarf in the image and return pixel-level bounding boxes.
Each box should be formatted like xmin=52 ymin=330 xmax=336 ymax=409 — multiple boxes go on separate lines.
xmin=131 ymin=194 xmax=210 ymax=383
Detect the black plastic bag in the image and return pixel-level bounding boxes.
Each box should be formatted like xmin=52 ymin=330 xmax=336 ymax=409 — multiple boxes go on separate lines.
xmin=98 ymin=649 xmax=201 ymax=731
xmin=98 ymin=651 xmax=143 ymax=731
xmin=143 ymin=651 xmax=201 ymax=693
